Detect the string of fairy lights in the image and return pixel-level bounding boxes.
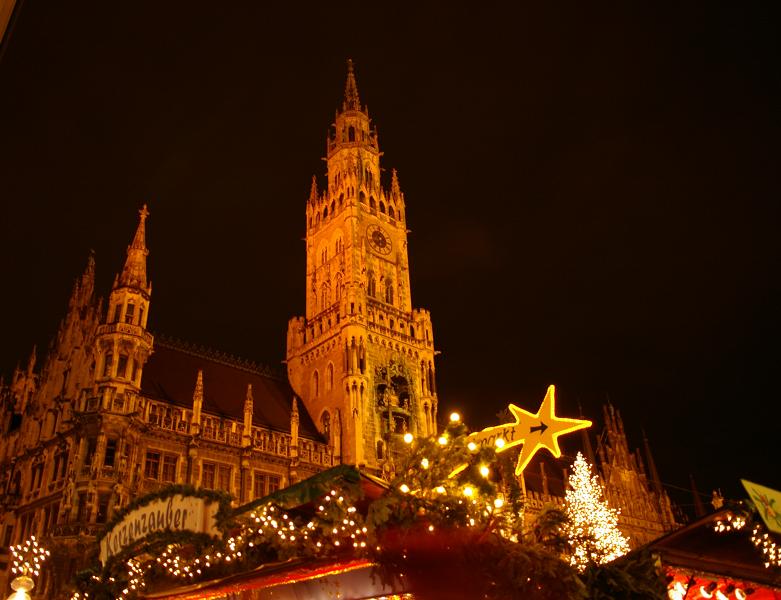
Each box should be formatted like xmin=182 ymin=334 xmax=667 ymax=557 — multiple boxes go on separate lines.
xmin=713 ymin=510 xmax=781 ymax=569
xmin=8 ymin=409 xmax=768 ymax=600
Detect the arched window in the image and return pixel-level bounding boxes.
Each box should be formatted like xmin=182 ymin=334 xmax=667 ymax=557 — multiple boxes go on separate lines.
xmin=336 ymin=273 xmax=343 ymax=300
xmin=388 ymin=205 xmax=395 ymax=218
xmin=385 ymin=280 xmax=394 ymax=305
xmin=330 ymin=201 xmax=335 ymax=215
xmin=335 ymin=237 xmax=343 ymax=254
xmin=338 ymin=193 xmax=344 ymax=207
xmin=410 ymin=325 xmax=415 ymax=338
xmin=321 ymin=283 xmax=329 ymax=309
xmin=323 ymin=206 xmax=328 ymax=219
xmin=125 ymin=302 xmax=135 ymax=324
xmin=376 ymin=440 xmax=384 ymax=460
xmin=359 ymin=191 xmax=366 ymax=204
xmin=313 ymin=371 xmax=320 ymax=397
xmin=316 ymin=213 xmax=320 ymax=225
xmin=327 ymin=363 xmax=334 ymax=391
xmin=321 ymin=410 xmax=331 ymax=441
xmin=348 ymin=127 xmax=355 ymax=142
xmin=367 ymin=273 xmax=376 ymax=298
xmin=103 ymin=353 xmax=113 ymax=377
xmin=117 ymin=354 xmax=128 ymax=379
xmin=369 ymin=196 xmax=376 ymax=210
xmin=379 ymin=201 xmax=386 ymax=214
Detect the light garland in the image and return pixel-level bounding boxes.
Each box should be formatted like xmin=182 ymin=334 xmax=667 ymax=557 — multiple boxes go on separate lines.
xmin=713 ymin=512 xmax=747 ymax=533
xmin=750 ymin=523 xmax=781 ymax=568
xmin=712 ymin=507 xmax=781 ymax=570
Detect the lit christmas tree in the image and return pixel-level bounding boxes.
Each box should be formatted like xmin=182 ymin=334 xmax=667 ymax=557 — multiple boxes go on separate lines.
xmin=565 ymin=452 xmax=630 ymax=571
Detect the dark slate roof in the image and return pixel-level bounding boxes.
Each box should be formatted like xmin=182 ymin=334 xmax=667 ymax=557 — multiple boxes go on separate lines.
xmin=140 ymin=337 xmax=322 ymax=440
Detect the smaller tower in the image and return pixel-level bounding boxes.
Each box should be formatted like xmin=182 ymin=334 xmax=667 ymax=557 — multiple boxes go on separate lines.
xmin=93 ymin=205 xmax=154 ymax=408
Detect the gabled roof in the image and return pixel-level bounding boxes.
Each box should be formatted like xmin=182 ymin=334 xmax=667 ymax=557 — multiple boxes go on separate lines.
xmin=645 ymin=507 xmax=781 ymax=588
xmin=140 ymin=337 xmax=322 ymax=440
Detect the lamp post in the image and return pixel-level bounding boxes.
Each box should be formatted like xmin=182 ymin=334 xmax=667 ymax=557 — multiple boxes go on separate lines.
xmin=6 ymin=536 xmax=49 ymax=600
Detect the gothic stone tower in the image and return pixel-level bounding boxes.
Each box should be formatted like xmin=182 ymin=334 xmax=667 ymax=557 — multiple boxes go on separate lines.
xmin=287 ymin=61 xmax=438 ymax=473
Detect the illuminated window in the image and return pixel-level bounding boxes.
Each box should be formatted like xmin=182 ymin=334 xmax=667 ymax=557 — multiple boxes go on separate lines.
xmin=201 ymin=462 xmax=215 ymax=489
xmin=253 ymin=471 xmax=281 ymax=498
xmin=144 ymin=451 xmax=160 ymax=479
xmin=218 ymin=465 xmax=231 ymax=491
xmin=104 ymin=439 xmax=117 ymax=468
xmin=97 ymin=494 xmax=110 ymax=523
xmin=103 ymin=353 xmax=113 ymax=377
xmin=117 ymin=354 xmax=128 ymax=379
xmin=77 ymin=493 xmax=89 ymax=522
xmin=162 ymin=456 xmax=177 ymax=483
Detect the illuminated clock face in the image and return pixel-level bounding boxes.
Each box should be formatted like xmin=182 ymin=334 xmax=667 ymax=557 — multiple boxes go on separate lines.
xmin=366 ymin=224 xmax=392 ymax=255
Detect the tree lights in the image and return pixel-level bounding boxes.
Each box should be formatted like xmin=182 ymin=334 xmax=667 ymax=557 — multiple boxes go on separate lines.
xmin=564 ymin=452 xmax=630 ymax=571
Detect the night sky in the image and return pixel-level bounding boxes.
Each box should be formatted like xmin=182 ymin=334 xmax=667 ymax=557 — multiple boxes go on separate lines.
xmin=1 ymin=3 xmax=778 ymax=509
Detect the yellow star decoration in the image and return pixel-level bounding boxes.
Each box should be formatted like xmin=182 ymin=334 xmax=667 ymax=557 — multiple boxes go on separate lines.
xmin=467 ymin=385 xmax=592 ymax=476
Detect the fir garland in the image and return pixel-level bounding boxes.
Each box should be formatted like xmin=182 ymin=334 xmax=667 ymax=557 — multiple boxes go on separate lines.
xmin=72 ymin=418 xmax=667 ymax=600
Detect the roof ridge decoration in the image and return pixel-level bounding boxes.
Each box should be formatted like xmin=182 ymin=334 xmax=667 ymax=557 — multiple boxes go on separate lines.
xmin=154 ymin=333 xmax=285 ymax=381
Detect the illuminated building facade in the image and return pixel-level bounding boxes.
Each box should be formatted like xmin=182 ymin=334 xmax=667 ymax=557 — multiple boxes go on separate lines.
xmin=0 ymin=62 xmax=672 ymax=598
xmin=286 ymin=60 xmax=439 ymax=475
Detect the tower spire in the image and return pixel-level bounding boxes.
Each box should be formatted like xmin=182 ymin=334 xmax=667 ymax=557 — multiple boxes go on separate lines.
xmin=118 ymin=204 xmax=150 ymax=290
xmin=342 ymin=59 xmax=361 ymax=112
xmin=309 ymin=175 xmax=318 ymax=204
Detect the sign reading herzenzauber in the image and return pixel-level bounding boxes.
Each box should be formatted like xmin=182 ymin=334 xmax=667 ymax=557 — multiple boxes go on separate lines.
xmin=99 ymin=494 xmax=219 ymax=563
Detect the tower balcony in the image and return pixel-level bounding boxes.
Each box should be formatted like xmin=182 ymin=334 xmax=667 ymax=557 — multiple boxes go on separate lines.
xmin=96 ymin=321 xmax=153 ymax=345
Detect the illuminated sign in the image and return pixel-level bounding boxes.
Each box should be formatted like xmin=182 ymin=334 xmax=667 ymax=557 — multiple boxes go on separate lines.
xmin=742 ymin=479 xmax=781 ymax=534
xmin=468 ymin=385 xmax=591 ymax=475
xmin=99 ymin=494 xmax=219 ymax=563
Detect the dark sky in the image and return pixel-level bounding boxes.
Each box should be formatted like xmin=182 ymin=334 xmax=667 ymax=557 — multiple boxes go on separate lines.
xmin=1 ymin=3 xmax=778 ymax=508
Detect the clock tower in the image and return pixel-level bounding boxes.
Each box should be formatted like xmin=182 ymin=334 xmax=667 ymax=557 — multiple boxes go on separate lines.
xmin=287 ymin=61 xmax=438 ymax=473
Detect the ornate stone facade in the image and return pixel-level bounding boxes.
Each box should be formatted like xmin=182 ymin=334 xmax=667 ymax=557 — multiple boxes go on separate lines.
xmin=0 ymin=62 xmax=675 ymax=599
xmin=286 ymin=60 xmax=438 ymax=474
xmin=0 ymin=208 xmax=331 ymax=598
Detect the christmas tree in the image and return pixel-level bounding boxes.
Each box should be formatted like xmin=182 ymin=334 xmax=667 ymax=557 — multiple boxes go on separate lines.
xmin=565 ymin=451 xmax=630 ymax=571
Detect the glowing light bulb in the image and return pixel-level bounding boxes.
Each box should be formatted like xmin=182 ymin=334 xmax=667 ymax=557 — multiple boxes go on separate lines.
xmin=450 ymin=412 xmax=460 ymax=422
xmin=494 ymin=497 xmax=504 ymax=508
xmin=467 ymin=441 xmax=477 ymax=451
xmin=436 ymin=486 xmax=446 ymax=494
xmin=463 ymin=486 xmax=474 ymax=497
xmin=438 ymin=436 xmax=448 ymax=445
xmin=421 ymin=458 xmax=430 ymax=469
xmin=399 ymin=484 xmax=410 ymax=494
xmin=480 ymin=465 xmax=490 ymax=478
xmin=495 ymin=438 xmax=506 ymax=449
xmin=403 ymin=432 xmax=413 ymax=444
